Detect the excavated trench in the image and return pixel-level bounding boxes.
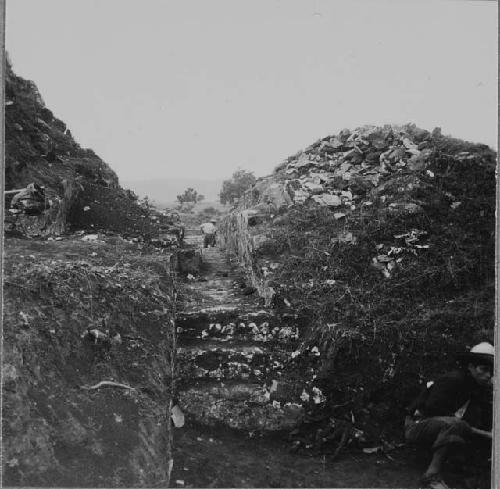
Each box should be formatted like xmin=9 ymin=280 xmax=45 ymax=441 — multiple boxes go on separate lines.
xmin=170 ymin=227 xmax=424 ymax=488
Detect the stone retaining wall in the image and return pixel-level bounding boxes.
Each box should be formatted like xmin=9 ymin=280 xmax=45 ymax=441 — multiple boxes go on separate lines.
xmin=218 ymin=208 xmax=276 ymax=306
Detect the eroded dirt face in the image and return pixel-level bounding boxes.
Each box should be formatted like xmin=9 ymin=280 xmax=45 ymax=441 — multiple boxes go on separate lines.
xmin=2 ymin=237 xmax=175 ymax=487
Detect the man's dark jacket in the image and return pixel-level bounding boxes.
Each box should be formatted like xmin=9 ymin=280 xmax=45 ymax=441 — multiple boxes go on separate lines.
xmin=407 ymin=369 xmax=492 ymax=430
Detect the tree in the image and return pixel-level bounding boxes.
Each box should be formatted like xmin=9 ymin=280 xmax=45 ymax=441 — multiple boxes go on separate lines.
xmin=219 ymin=169 xmax=256 ymax=205
xmin=177 ymin=187 xmax=200 ymax=204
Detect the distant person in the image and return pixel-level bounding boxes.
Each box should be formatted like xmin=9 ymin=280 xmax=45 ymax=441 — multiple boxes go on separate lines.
xmin=405 ymin=342 xmax=493 ymax=489
xmin=200 ymin=219 xmax=217 ymax=248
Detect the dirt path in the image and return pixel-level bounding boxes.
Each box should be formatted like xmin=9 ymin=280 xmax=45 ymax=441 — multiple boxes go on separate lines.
xmin=173 ymin=227 xmax=424 ymax=488
xmin=171 ymin=423 xmax=423 ymax=488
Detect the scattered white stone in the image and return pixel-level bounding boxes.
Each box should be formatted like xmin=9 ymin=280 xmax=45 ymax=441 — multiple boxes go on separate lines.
xmin=171 ymin=405 xmax=185 ymax=428
xmin=300 ymin=390 xmax=310 ymax=402
xmin=312 ymin=194 xmax=342 ymax=207
xmin=81 ymin=234 xmax=99 ymax=242
xmin=312 ymin=387 xmax=325 ymax=404
xmin=249 ymin=322 xmax=259 ymax=334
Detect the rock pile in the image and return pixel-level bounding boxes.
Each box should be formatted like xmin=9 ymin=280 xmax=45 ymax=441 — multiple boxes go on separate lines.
xmin=231 ymin=123 xmax=494 ymax=282
xmin=275 ymin=124 xmax=440 ymax=212
xmin=243 ymin=124 xmax=488 ymax=222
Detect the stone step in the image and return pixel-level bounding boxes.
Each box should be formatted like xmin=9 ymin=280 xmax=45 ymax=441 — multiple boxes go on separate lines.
xmin=184 ymin=235 xmax=204 ymax=246
xmin=178 ymin=290 xmax=268 ymax=313
xmin=178 ymin=382 xmax=304 ymax=432
xmin=177 ymin=321 xmax=301 ymax=350
xmin=201 ymin=256 xmax=231 ymax=266
xmin=179 ymin=297 xmax=261 ymax=312
xmin=177 ymin=342 xmax=290 ymax=383
xmin=186 ymin=278 xmax=236 ymax=288
xmin=177 ymin=309 xmax=276 ymax=332
xmin=202 ymin=261 xmax=230 ymax=269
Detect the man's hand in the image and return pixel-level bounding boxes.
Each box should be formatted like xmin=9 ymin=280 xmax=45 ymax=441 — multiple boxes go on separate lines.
xmin=470 ymin=426 xmax=492 ymax=439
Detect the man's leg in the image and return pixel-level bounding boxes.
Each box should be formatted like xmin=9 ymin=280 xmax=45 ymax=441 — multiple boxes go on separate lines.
xmin=406 ymin=417 xmax=471 ymax=483
xmin=205 ymin=233 xmax=215 ymax=248
xmin=424 ymin=445 xmax=450 ymax=480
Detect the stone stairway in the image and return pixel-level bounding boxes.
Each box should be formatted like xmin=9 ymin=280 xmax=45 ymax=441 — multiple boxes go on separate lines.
xmin=172 ymin=228 xmax=425 ymax=489
xmin=176 ymin=227 xmax=304 ymax=432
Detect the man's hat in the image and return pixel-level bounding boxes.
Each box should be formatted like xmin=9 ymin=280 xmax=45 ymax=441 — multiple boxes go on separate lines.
xmin=457 ymin=342 xmax=494 ymax=366
xmin=210 ymin=219 xmax=217 ymax=223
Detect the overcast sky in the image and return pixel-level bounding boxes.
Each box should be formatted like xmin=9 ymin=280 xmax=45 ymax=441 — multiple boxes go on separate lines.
xmin=6 ymin=0 xmax=498 ymax=182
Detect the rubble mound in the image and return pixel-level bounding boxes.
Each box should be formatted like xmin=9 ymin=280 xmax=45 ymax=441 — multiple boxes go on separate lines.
xmin=4 ymin=56 xmax=159 ymax=238
xmin=219 ymin=123 xmax=495 ymax=444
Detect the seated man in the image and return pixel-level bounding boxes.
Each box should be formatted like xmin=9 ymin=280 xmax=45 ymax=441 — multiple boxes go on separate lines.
xmin=405 ymin=342 xmax=493 ymax=489
xmin=200 ymin=219 xmax=217 ymax=248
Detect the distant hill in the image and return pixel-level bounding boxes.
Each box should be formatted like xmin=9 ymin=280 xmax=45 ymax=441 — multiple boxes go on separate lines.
xmin=121 ymin=177 xmax=224 ymax=206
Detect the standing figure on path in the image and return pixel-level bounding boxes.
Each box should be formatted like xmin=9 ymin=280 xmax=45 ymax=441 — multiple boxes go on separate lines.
xmin=405 ymin=342 xmax=493 ymax=489
xmin=200 ymin=219 xmax=217 ymax=248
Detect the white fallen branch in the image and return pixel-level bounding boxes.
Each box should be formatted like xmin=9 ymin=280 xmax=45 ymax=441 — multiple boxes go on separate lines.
xmin=81 ymin=381 xmax=136 ymax=391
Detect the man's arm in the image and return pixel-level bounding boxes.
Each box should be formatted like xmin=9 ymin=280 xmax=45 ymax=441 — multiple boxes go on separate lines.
xmin=470 ymin=426 xmax=492 ymax=439
xmin=421 ymin=375 xmax=462 ymax=417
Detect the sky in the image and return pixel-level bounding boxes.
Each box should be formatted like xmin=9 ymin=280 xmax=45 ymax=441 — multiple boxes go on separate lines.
xmin=5 ymin=0 xmax=498 ymax=183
